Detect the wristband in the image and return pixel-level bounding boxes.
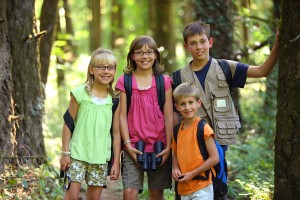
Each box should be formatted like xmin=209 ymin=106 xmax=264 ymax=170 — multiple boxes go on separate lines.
xmin=61 ymin=151 xmax=71 ymax=156
xmin=123 ymin=140 xmax=131 ymax=145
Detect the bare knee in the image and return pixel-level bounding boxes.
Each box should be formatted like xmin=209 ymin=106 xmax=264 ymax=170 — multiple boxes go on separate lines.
xmin=123 ymin=188 xmax=139 ymax=200
xmin=149 ymin=189 xmax=164 ymax=200
xmin=64 ymin=182 xmax=81 ymax=200
xmin=86 ymin=185 xmax=103 ymax=200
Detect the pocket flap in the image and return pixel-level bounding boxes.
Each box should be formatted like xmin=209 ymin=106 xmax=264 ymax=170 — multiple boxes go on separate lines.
xmin=211 ymin=89 xmax=230 ymax=98
xmin=217 ymin=73 xmax=226 ymax=81
xmin=217 ymin=121 xmax=227 ymax=129
xmin=227 ymin=122 xmax=236 ymax=128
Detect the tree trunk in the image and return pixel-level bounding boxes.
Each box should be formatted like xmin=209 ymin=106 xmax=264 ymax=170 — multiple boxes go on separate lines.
xmin=149 ymin=0 xmax=176 ymax=75
xmin=110 ymin=0 xmax=123 ymax=49
xmin=88 ymin=0 xmax=102 ymax=52
xmin=39 ymin=0 xmax=59 ymax=85
xmin=0 ymin=0 xmax=46 ymax=170
xmin=274 ymin=0 xmax=300 ymax=199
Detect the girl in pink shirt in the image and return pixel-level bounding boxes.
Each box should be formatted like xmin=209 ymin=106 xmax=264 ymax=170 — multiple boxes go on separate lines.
xmin=116 ymin=35 xmax=173 ymax=200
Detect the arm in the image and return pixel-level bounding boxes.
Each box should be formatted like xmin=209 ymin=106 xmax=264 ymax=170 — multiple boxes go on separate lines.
xmin=119 ymin=91 xmax=142 ymax=163
xmin=179 ymin=136 xmax=219 ymax=182
xmin=157 ymin=88 xmax=174 ymax=164
xmin=172 ymin=152 xmax=182 ymax=181
xmin=247 ymin=29 xmax=279 ymax=78
xmin=60 ymin=95 xmax=79 ymax=171
xmin=109 ymin=103 xmax=121 ymax=180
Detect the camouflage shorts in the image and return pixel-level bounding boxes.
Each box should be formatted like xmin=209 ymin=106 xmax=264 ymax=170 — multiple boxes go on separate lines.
xmin=67 ymin=158 xmax=108 ymax=186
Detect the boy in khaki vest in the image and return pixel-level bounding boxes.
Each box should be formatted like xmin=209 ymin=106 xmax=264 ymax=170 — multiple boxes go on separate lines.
xmin=172 ymin=20 xmax=279 ymax=199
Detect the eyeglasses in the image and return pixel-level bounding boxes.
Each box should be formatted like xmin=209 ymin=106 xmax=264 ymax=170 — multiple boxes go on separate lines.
xmin=134 ymin=49 xmax=155 ymax=57
xmin=93 ymin=65 xmax=116 ymax=71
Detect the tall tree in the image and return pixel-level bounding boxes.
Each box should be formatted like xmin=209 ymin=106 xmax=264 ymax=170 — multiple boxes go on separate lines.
xmin=274 ymin=0 xmax=300 ymax=199
xmin=0 ymin=0 xmax=46 ymax=170
xmin=149 ymin=0 xmax=176 ymax=75
xmin=88 ymin=0 xmax=102 ymax=52
xmin=110 ymin=0 xmax=123 ymax=49
xmin=39 ymin=0 xmax=59 ymax=85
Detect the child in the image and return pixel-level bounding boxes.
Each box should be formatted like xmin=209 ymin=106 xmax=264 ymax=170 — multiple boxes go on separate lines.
xmin=115 ymin=35 xmax=173 ymax=200
xmin=172 ymin=82 xmax=219 ymax=200
xmin=60 ymin=48 xmax=121 ymax=199
xmin=173 ymin=20 xmax=279 ymax=146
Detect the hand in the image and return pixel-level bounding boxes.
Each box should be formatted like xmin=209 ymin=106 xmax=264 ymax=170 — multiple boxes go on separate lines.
xmin=109 ymin=163 xmax=120 ymax=180
xmin=60 ymin=155 xmax=71 ymax=171
xmin=125 ymin=144 xmax=143 ymax=164
xmin=177 ymin=171 xmax=194 ymax=183
xmin=172 ymin=168 xmax=182 ymax=181
xmin=156 ymin=147 xmax=171 ymax=165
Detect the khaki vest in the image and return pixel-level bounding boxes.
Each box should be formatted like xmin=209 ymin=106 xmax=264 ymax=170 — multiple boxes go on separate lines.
xmin=179 ymin=58 xmax=241 ymax=145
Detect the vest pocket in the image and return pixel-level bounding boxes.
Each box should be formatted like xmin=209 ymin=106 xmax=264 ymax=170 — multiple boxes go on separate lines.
xmin=217 ymin=73 xmax=228 ymax=88
xmin=211 ymin=90 xmax=230 ymax=113
xmin=214 ymin=115 xmax=241 ymax=145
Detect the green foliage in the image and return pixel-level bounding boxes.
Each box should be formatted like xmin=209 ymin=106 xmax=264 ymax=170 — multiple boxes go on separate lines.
xmin=0 ymin=163 xmax=64 ymax=199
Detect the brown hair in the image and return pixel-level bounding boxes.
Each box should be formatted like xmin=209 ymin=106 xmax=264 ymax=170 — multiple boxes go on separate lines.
xmin=183 ymin=20 xmax=210 ymax=43
xmin=173 ymin=82 xmax=200 ymax=103
xmin=123 ymin=35 xmax=163 ymax=75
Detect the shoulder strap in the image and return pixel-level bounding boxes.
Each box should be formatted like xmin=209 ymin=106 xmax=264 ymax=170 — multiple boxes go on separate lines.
xmin=124 ymin=74 xmax=132 ymax=113
xmin=172 ymin=69 xmax=181 ymax=89
xmin=193 ymin=119 xmax=210 ymax=181
xmin=63 ymin=109 xmax=75 ymax=136
xmin=155 ymin=74 xmax=165 ymax=113
xmin=173 ymin=123 xmax=181 ymax=144
xmin=112 ymin=97 xmax=119 ymax=115
xmin=217 ymin=59 xmax=232 ymax=86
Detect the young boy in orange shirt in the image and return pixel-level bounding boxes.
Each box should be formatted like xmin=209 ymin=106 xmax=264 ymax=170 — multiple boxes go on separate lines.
xmin=172 ymin=82 xmax=219 ymax=199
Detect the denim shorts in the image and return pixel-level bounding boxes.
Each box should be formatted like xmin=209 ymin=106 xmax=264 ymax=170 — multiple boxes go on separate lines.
xmin=121 ymin=151 xmax=172 ymax=191
xmin=67 ymin=158 xmax=108 ymax=186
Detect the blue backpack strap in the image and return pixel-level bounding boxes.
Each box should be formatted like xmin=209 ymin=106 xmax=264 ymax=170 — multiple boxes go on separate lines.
xmin=217 ymin=59 xmax=232 ymax=86
xmin=63 ymin=109 xmax=75 ymax=135
xmin=155 ymin=74 xmax=165 ymax=113
xmin=124 ymin=74 xmax=132 ymax=113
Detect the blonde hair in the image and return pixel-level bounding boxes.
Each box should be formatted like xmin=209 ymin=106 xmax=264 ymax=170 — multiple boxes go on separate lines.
xmin=173 ymin=82 xmax=200 ymax=103
xmin=123 ymin=35 xmax=163 ymax=75
xmin=85 ymin=48 xmax=118 ymax=97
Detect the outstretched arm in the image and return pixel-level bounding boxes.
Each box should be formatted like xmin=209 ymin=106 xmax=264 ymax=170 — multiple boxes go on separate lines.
xmin=247 ymin=29 xmax=280 ymax=78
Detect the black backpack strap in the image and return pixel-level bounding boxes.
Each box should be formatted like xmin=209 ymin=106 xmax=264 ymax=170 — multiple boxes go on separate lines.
xmin=124 ymin=74 xmax=132 ymax=113
xmin=217 ymin=59 xmax=232 ymax=86
xmin=112 ymin=97 xmax=119 ymax=116
xmin=172 ymin=69 xmax=181 ymax=90
xmin=155 ymin=74 xmax=165 ymax=113
xmin=173 ymin=123 xmax=181 ymax=144
xmin=193 ymin=119 xmax=210 ymax=181
xmin=63 ymin=109 xmax=75 ymax=136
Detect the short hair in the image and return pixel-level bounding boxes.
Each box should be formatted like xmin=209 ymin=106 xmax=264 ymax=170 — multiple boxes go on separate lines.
xmin=182 ymin=20 xmax=210 ymax=43
xmin=173 ymin=82 xmax=200 ymax=103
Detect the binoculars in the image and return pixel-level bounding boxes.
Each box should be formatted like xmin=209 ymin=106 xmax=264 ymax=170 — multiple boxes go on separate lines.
xmin=136 ymin=140 xmax=164 ymax=171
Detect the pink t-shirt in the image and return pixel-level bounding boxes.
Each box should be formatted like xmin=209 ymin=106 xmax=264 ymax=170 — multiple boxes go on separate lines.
xmin=116 ymin=74 xmax=172 ymax=152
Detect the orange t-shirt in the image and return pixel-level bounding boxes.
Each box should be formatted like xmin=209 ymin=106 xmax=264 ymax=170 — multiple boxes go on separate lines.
xmin=171 ymin=117 xmax=214 ymax=196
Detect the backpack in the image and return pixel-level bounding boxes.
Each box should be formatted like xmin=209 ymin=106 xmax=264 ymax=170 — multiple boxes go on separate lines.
xmin=124 ymin=73 xmax=165 ymax=113
xmin=63 ymin=97 xmax=119 ymax=175
xmin=173 ymin=119 xmax=228 ymax=198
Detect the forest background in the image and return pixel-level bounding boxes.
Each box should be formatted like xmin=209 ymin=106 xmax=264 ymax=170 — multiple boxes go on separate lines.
xmin=1 ymin=0 xmax=299 ymax=199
